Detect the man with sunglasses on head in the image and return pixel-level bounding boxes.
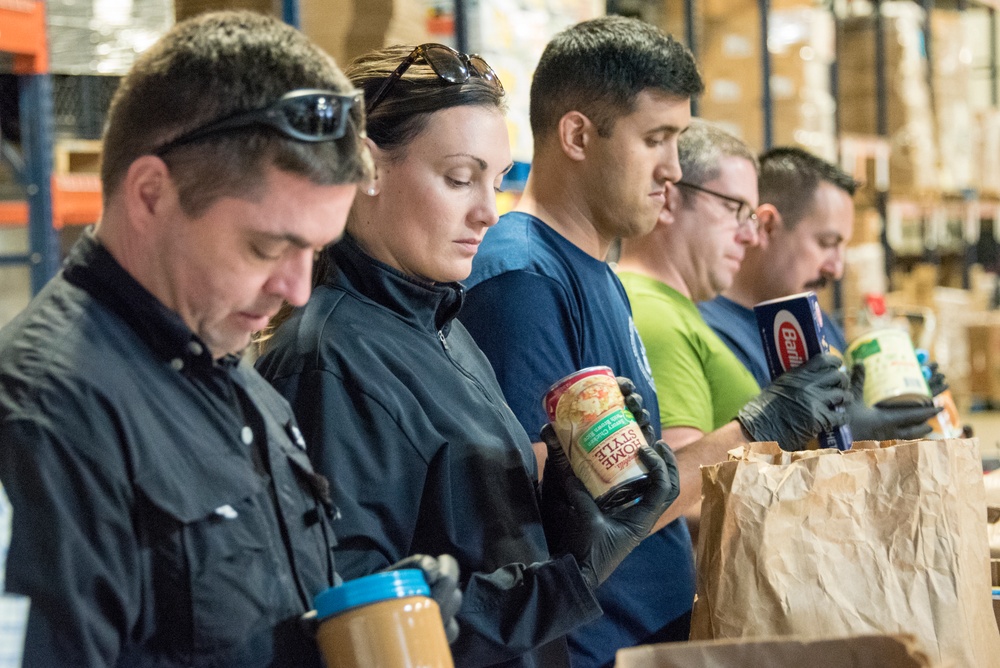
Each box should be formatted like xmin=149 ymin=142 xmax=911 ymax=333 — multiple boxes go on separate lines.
xmin=616 ymin=121 xmax=851 ymax=545
xmin=0 ymin=12 xmax=460 ymax=667
xmin=700 ymin=146 xmax=941 ymax=441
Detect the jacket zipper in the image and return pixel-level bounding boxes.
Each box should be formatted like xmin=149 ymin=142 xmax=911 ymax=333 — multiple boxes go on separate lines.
xmin=436 ymin=329 xmax=520 ymax=432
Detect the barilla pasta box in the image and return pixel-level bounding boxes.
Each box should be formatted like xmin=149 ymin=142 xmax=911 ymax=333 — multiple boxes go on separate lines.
xmin=754 ymin=291 xmax=852 ymax=450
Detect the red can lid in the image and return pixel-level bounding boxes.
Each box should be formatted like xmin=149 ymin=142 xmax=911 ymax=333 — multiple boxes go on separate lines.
xmin=542 ymin=366 xmax=615 ymax=422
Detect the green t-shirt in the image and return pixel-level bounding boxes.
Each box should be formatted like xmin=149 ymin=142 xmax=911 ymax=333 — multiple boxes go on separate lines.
xmin=619 ymin=271 xmax=761 ymax=433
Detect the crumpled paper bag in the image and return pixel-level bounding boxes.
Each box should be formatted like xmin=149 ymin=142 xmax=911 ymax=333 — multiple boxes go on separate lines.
xmin=615 ymin=633 xmax=938 ymax=668
xmin=690 ymin=438 xmax=1000 ymax=668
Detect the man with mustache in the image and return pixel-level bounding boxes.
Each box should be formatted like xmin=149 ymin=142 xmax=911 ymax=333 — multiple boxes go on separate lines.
xmin=701 ymin=146 xmax=939 ymax=441
xmin=616 ymin=123 xmax=859 ymax=542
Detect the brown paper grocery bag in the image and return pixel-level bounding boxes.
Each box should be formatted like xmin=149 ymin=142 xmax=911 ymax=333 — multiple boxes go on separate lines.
xmin=615 ymin=633 xmax=937 ymax=668
xmin=690 ymin=438 xmax=1000 ymax=667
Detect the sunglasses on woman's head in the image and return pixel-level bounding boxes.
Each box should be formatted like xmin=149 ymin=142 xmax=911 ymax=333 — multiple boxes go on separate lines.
xmin=152 ymin=89 xmax=363 ymax=156
xmin=365 ymin=43 xmax=504 ymax=115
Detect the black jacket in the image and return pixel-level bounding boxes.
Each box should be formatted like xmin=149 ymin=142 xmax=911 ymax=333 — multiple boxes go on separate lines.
xmin=256 ymin=236 xmax=602 ymax=668
xmin=0 ymin=234 xmax=337 ymax=667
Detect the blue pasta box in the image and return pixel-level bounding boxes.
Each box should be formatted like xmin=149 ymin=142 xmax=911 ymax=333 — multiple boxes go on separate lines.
xmin=753 ymin=291 xmax=852 ymax=450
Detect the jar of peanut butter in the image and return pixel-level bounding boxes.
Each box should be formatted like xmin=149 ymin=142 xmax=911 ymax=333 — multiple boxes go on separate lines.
xmin=313 ymin=569 xmax=454 ymax=668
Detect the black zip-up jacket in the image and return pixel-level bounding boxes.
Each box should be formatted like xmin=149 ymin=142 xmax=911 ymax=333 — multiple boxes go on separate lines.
xmin=256 ymin=236 xmax=602 ymax=668
xmin=0 ymin=234 xmax=338 ymax=667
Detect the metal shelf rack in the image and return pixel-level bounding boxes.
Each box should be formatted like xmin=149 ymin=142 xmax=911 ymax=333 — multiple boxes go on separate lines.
xmin=0 ymin=0 xmax=60 ymax=295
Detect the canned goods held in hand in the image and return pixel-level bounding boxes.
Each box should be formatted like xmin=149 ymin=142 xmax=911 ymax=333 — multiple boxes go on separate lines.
xmin=543 ymin=367 xmax=650 ymax=511
xmin=846 ymin=328 xmax=932 ymax=408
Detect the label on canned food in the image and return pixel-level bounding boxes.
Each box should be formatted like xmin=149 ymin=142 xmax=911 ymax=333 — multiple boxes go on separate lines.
xmin=845 ymin=328 xmax=931 ymax=407
xmin=544 ymin=367 xmax=649 ymax=504
xmin=754 ymin=292 xmax=853 ymax=450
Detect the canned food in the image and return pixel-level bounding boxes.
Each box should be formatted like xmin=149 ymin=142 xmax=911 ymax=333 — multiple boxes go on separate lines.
xmin=543 ymin=367 xmax=650 ymax=510
xmin=929 ymin=388 xmax=963 ymax=439
xmin=846 ymin=328 xmax=932 ymax=407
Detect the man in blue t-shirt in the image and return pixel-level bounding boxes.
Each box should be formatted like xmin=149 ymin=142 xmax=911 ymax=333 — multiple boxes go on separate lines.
xmin=701 ymin=147 xmax=939 ymax=441
xmin=460 ymin=20 xmax=852 ymax=668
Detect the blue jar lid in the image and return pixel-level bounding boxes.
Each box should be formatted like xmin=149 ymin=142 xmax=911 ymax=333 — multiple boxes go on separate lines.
xmin=314 ymin=569 xmax=430 ymax=620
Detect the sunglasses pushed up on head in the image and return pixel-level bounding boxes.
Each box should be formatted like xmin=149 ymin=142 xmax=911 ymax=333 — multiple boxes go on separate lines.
xmin=364 ymin=43 xmax=504 ymax=115
xmin=152 ymin=89 xmax=364 ymax=155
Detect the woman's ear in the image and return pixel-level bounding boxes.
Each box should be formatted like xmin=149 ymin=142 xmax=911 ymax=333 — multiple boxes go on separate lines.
xmin=363 ymin=137 xmax=383 ymax=196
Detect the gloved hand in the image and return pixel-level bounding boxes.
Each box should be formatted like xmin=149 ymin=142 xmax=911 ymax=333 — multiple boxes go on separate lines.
xmin=617 ymin=376 xmax=655 ymax=446
xmin=926 ymin=361 xmax=949 ymax=397
xmin=737 ymin=353 xmax=850 ymax=452
xmin=539 ymin=424 xmax=679 ymax=590
xmin=384 ymin=554 xmax=462 ymax=644
xmin=846 ymin=364 xmax=939 ymax=441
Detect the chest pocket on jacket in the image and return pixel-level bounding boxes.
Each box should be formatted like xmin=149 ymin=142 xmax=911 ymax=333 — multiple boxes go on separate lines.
xmin=136 ymin=471 xmax=291 ymax=660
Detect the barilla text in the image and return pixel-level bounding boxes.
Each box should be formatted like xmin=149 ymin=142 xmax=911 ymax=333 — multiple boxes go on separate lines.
xmin=753 ymin=292 xmax=852 ymax=450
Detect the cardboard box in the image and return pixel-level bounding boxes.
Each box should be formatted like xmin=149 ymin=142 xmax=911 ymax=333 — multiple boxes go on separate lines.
xmin=967 ymin=317 xmax=1000 ymax=402
xmin=838 ymin=3 xmax=939 ymax=195
xmin=697 ymin=4 xmax=835 ymax=157
xmin=615 ymin=634 xmax=938 ymax=667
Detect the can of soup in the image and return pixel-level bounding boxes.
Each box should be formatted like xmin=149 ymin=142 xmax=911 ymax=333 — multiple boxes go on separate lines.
xmin=845 ymin=328 xmax=932 ymax=407
xmin=543 ymin=367 xmax=650 ymax=510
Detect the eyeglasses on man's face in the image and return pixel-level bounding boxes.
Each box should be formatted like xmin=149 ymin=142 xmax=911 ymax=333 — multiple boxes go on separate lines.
xmin=676 ymin=180 xmax=758 ymax=234
xmin=152 ymin=89 xmax=364 ymax=156
xmin=365 ymin=43 xmax=504 ymax=114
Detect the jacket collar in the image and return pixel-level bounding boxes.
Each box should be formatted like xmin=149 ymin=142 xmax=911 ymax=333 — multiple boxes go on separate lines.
xmin=63 ymin=231 xmax=236 ymax=374
xmin=328 ymin=234 xmax=464 ymax=335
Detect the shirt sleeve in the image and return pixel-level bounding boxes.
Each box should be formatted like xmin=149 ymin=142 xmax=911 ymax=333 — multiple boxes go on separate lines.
xmin=634 ymin=310 xmax=715 ymax=434
xmin=0 ymin=412 xmax=140 ymax=667
xmin=460 ymin=271 xmax=582 ymax=441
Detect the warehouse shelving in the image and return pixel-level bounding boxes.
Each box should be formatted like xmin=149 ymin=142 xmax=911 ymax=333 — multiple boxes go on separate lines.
xmin=0 ymin=0 xmax=61 ymax=295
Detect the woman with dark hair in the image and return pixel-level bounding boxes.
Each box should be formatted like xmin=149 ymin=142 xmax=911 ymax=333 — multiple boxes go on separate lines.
xmin=255 ymin=44 xmax=678 ymax=667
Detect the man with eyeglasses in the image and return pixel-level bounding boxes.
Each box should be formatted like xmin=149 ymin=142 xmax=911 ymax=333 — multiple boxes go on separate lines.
xmin=0 ymin=12 xmax=460 ymax=666
xmin=616 ymin=121 xmax=851 ymax=542
xmin=701 ymin=146 xmax=941 ymax=441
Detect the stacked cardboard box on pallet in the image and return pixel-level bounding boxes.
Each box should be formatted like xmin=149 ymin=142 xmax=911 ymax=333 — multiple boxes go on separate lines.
xmin=931 ymin=10 xmax=975 ymax=193
xmin=839 ymin=2 xmax=937 ymax=195
xmin=697 ymin=0 xmax=837 ymax=159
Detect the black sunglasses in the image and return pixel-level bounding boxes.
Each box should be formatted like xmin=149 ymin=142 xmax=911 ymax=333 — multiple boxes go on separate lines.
xmin=153 ymin=89 xmax=363 ymax=156
xmin=676 ymin=180 xmax=758 ymax=232
xmin=365 ymin=43 xmax=504 ymax=114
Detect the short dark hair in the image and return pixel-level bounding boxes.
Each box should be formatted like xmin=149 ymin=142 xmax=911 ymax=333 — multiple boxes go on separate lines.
xmin=529 ymin=16 xmax=703 ymax=142
xmin=345 ymin=44 xmax=506 ymax=160
xmin=758 ymin=147 xmax=857 ymax=229
xmin=101 ymin=11 xmax=371 ymax=216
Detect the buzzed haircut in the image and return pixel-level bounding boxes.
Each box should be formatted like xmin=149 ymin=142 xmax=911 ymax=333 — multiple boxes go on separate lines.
xmin=677 ymin=119 xmax=757 ymax=194
xmin=101 ymin=11 xmax=371 ymax=217
xmin=529 ymin=16 xmax=703 ymax=142
xmin=758 ymin=147 xmax=857 ymax=229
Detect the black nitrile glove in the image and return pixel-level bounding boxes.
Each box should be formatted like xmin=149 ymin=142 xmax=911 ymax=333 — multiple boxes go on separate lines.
xmin=616 ymin=376 xmax=655 ymax=446
xmin=384 ymin=554 xmax=461 ymax=644
xmin=737 ymin=353 xmax=850 ymax=452
xmin=926 ymin=361 xmax=949 ymax=397
xmin=846 ymin=364 xmax=939 ymax=441
xmin=539 ymin=424 xmax=679 ymax=590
